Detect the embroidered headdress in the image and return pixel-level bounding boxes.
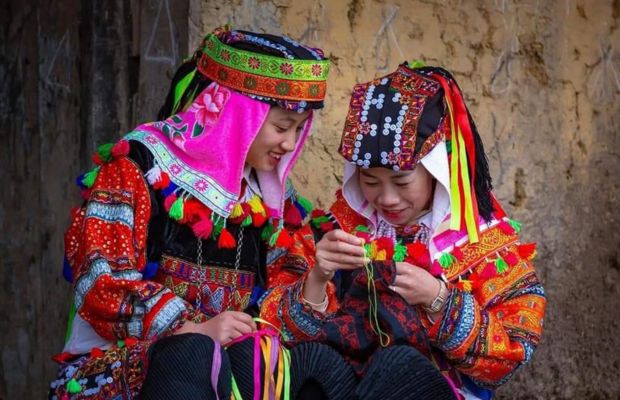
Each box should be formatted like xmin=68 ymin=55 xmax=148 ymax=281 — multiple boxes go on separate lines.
xmin=338 ymin=63 xmax=493 ymax=243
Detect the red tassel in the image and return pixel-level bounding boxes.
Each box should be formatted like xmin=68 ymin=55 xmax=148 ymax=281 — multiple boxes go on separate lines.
xmin=183 ymin=199 xmax=210 ymax=224
xmin=80 ymin=188 xmax=92 ymax=200
xmin=284 ymin=204 xmax=303 ymax=226
xmin=90 ymin=347 xmax=105 ymax=358
xmin=375 ymin=237 xmax=394 ymax=259
xmin=124 ymin=337 xmax=139 ymax=347
xmin=429 ymin=261 xmax=443 ymax=277
xmin=152 ymin=172 xmax=171 ymax=190
xmin=111 ymin=139 xmax=130 ymax=157
xmin=504 ymin=252 xmax=519 ymax=267
xmin=405 ymin=242 xmax=431 ymax=268
xmin=252 ymin=212 xmax=268 ymax=227
xmin=164 ymin=194 xmax=177 ymax=212
xmin=320 ymin=221 xmax=335 ymax=232
xmin=218 ymin=228 xmax=236 ymax=249
xmin=275 ymin=228 xmax=293 ymax=249
xmin=497 ymin=220 xmax=515 ymax=235
xmin=310 ymin=209 xmax=326 ymax=219
xmin=518 ymin=243 xmax=537 ymax=260
xmin=452 ymin=247 xmax=464 ymax=261
xmin=51 ymin=351 xmax=74 ymax=363
xmin=229 ymin=203 xmax=251 ymax=224
xmin=192 ymin=217 xmax=213 ymax=239
xmin=92 ymin=152 xmax=104 ymax=166
xmin=480 ymin=262 xmax=497 ymax=279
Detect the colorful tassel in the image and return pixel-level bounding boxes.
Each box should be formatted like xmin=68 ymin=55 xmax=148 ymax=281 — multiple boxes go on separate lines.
xmin=248 ymin=195 xmax=266 ymax=215
xmin=518 ymin=243 xmax=537 ymax=260
xmin=495 ymin=256 xmax=509 ymax=274
xmin=230 ymin=203 xmax=244 ymax=218
xmin=438 ymin=252 xmax=457 ymax=269
xmin=393 ymin=242 xmax=408 ymax=262
xmin=320 ymin=221 xmax=335 ymax=232
xmin=452 ymin=247 xmax=464 ymax=261
xmin=241 ymin=215 xmax=253 ymax=227
xmin=117 ymin=340 xmax=125 ymax=348
xmin=261 ymin=223 xmax=275 ymax=242
xmin=90 ymin=347 xmax=105 ymax=358
xmin=97 ymin=143 xmax=114 ymax=162
xmin=81 ymin=168 xmax=99 ymax=188
xmin=192 ymin=217 xmax=213 ymax=239
xmin=125 ymin=337 xmax=139 ymax=347
xmin=480 ymin=261 xmax=497 ymax=279
xmin=457 ymin=278 xmax=473 ymax=292
xmin=169 ymin=196 xmax=185 ymax=221
xmin=145 ymin=166 xmax=162 ymax=185
xmin=66 ymin=378 xmax=83 ymax=394
xmin=507 ymin=218 xmax=522 ymax=234
xmin=275 ymin=228 xmax=293 ymax=248
xmin=405 ymin=242 xmax=431 ymax=268
xmin=92 ymin=152 xmax=104 ymax=166
xmin=498 ymin=220 xmax=516 ymax=235
xmin=504 ymin=252 xmax=519 ymax=267
xmin=152 ymin=172 xmax=171 ymax=190
xmin=163 ymin=194 xmax=177 ymax=212
xmin=284 ymin=203 xmax=303 ymax=226
xmin=251 ymin=212 xmax=268 ymax=227
xmin=111 ymin=140 xmax=130 ymax=157
xmin=218 ymin=227 xmax=237 ymax=249
xmin=295 ymin=195 xmax=314 ymax=214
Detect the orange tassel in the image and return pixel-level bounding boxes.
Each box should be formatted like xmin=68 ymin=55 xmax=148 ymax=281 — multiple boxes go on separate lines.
xmin=218 ymin=228 xmax=237 ymax=249
xmin=518 ymin=243 xmax=537 ymax=260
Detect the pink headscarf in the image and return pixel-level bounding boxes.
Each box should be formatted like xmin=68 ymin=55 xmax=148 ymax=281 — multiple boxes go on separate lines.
xmin=125 ymin=82 xmax=313 ymax=218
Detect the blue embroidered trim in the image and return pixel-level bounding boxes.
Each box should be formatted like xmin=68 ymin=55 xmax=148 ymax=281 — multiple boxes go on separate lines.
xmin=85 ymin=202 xmax=134 ymax=228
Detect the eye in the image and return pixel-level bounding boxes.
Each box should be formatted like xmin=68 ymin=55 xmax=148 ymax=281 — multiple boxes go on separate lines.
xmin=395 ymin=182 xmax=409 ymax=187
xmin=362 ymin=181 xmax=379 ymax=187
xmin=275 ymin=125 xmax=288 ymax=133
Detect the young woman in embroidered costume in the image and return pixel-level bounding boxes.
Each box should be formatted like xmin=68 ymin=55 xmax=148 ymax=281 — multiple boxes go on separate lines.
xmin=49 ymin=27 xmax=357 ymax=399
xmin=260 ymin=63 xmax=546 ymax=399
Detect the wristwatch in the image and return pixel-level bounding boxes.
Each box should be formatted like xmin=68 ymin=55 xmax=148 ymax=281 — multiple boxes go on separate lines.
xmin=424 ymin=280 xmax=449 ymax=314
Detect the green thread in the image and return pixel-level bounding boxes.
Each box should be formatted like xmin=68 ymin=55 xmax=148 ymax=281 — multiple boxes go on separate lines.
xmin=172 ymin=68 xmax=197 ymax=114
xmin=364 ymin=260 xmax=390 ymax=347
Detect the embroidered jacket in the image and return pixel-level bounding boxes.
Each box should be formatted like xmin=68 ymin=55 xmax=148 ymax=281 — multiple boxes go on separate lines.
xmin=260 ymin=190 xmax=546 ymax=389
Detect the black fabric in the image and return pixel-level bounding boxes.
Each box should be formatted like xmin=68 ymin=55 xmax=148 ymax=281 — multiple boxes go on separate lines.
xmin=290 ymin=342 xmax=357 ymax=400
xmin=318 ymin=261 xmax=431 ymax=377
xmin=357 ymin=346 xmax=457 ymax=400
xmin=140 ymin=333 xmax=231 ymax=400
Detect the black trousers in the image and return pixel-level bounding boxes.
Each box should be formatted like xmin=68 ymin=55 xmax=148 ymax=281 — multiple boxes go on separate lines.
xmin=140 ymin=334 xmax=357 ymax=400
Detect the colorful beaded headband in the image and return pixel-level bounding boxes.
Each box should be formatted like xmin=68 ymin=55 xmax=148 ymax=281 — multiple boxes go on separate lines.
xmin=197 ymin=33 xmax=330 ymax=102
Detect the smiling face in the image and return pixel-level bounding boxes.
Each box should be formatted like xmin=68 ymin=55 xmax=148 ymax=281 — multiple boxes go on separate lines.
xmin=245 ymin=107 xmax=310 ymax=172
xmin=358 ymin=165 xmax=435 ymax=227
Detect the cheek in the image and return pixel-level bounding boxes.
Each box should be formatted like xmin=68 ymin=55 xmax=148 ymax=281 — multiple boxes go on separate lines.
xmin=360 ymin=186 xmax=379 ymax=204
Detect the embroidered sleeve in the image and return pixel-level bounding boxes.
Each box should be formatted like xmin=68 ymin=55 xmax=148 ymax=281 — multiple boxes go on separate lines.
xmin=426 ymin=224 xmax=546 ymax=388
xmin=259 ymin=223 xmax=338 ymax=342
xmin=65 ymin=157 xmax=188 ymax=341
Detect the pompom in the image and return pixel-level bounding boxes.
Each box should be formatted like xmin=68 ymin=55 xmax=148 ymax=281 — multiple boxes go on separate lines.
xmin=438 ymin=252 xmax=457 ymax=268
xmin=145 ymin=166 xmax=162 ymax=186
xmin=480 ymin=262 xmax=497 ymax=279
xmin=405 ymin=242 xmax=431 ymax=268
xmin=497 ymin=220 xmax=515 ymax=235
xmin=92 ymin=152 xmax=104 ymax=166
xmin=90 ymin=347 xmax=105 ymax=358
xmin=504 ymin=252 xmax=519 ymax=267
xmin=375 ymin=237 xmax=394 ymax=260
xmin=251 ymin=211 xmax=268 ymax=227
xmin=152 ymin=172 xmax=171 ymax=190
xmin=284 ymin=204 xmax=303 ymax=226
xmin=429 ymin=261 xmax=443 ymax=277
xmin=111 ymin=139 xmax=130 ymax=157
xmin=164 ymin=194 xmax=177 ymax=212
xmin=96 ymin=143 xmax=114 ymax=162
xmin=66 ymin=378 xmax=83 ymax=394
xmin=518 ymin=243 xmax=537 ymax=260
xmin=218 ymin=227 xmax=237 ymax=249
xmin=192 ymin=217 xmax=213 ymax=239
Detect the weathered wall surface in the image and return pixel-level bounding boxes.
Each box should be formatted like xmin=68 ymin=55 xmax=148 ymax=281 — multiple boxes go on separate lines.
xmin=200 ymin=1 xmax=620 ymax=398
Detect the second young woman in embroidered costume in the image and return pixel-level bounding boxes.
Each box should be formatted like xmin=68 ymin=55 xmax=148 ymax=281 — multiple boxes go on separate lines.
xmin=260 ymin=63 xmax=546 ymax=400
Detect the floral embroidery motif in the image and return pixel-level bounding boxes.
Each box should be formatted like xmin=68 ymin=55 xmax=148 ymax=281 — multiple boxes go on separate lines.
xmin=191 ymin=83 xmax=231 ymax=129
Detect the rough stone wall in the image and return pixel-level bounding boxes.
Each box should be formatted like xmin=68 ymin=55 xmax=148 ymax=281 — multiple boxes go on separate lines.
xmin=200 ymin=1 xmax=620 ymax=398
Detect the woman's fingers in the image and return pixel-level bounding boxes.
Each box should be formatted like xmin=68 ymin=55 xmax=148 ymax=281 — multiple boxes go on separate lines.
xmin=320 ymin=253 xmax=367 ymax=268
xmin=324 ymin=229 xmax=364 ymax=246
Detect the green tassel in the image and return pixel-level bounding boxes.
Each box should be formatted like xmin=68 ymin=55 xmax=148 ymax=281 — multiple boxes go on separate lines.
xmin=97 ymin=143 xmax=114 ymax=162
xmin=393 ymin=241 xmax=407 ymax=262
xmin=269 ymin=228 xmax=282 ymax=247
xmin=82 ymin=167 xmax=100 ymax=188
xmin=241 ymin=215 xmax=253 ymax=227
xmin=508 ymin=219 xmax=522 ymax=234
xmin=438 ymin=252 xmax=457 ymax=268
xmin=409 ymin=59 xmax=426 ymax=68
xmin=172 ymin=68 xmax=197 ymax=113
xmin=66 ymin=378 xmax=83 ymax=394
xmin=168 ymin=196 xmax=185 ymax=221
xmin=117 ymin=339 xmax=125 ymax=348
xmin=295 ymin=196 xmax=314 ymax=214
xmin=261 ymin=224 xmax=274 ymax=242
xmin=495 ymin=256 xmax=509 ymax=274
xmin=211 ymin=216 xmax=224 ymax=239
xmin=354 ymin=224 xmax=371 ymax=233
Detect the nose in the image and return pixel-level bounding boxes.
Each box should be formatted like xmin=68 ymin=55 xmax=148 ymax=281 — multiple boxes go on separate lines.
xmin=280 ymin=129 xmax=297 ymax=152
xmin=377 ymin=185 xmax=400 ymax=208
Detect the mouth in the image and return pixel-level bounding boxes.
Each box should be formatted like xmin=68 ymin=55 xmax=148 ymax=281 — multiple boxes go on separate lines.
xmin=268 ymin=151 xmax=284 ymax=165
xmin=382 ymin=209 xmax=406 ymax=219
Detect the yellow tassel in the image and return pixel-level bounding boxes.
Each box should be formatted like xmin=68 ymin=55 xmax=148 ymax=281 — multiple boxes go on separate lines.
xmin=230 ymin=203 xmax=243 ymax=218
xmin=248 ymin=195 xmax=266 ymax=215
xmin=375 ymin=250 xmax=387 ymax=261
xmin=368 ymin=242 xmax=378 ymax=259
xmin=460 ymin=278 xmax=473 ymax=292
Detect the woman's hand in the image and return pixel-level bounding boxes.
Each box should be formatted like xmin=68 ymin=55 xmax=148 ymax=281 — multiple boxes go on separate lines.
xmin=390 ymin=262 xmax=442 ymax=307
xmin=304 ymin=229 xmax=367 ymax=304
xmin=174 ymin=311 xmax=257 ymax=344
